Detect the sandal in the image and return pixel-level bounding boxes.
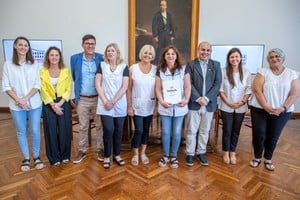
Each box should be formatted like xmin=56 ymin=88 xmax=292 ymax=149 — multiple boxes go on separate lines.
xmin=170 ymin=157 xmax=179 ymax=169
xmin=264 ymin=161 xmax=275 ymax=171
xmin=249 ymin=159 xmax=261 ymax=168
xmin=114 ymin=156 xmax=125 ymax=166
xmin=140 ymin=154 xmax=149 ymax=165
xmin=158 ymin=156 xmax=169 ymax=167
xmin=103 ymin=161 xmax=111 ymax=169
xmin=131 ymin=155 xmax=139 ymax=166
xmin=21 ymin=159 xmax=30 ymax=172
xmin=34 ymin=157 xmax=44 ymax=170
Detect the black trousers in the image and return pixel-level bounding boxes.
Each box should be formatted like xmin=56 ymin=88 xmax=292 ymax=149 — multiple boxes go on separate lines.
xmin=220 ymin=110 xmax=245 ymax=152
xmin=131 ymin=115 xmax=153 ymax=148
xmin=101 ymin=115 xmax=126 ymax=158
xmin=42 ymin=99 xmax=72 ymax=164
xmin=250 ymin=106 xmax=291 ymax=160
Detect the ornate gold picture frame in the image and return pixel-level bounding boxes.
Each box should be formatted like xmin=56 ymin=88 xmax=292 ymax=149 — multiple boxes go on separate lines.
xmin=128 ymin=0 xmax=199 ymax=66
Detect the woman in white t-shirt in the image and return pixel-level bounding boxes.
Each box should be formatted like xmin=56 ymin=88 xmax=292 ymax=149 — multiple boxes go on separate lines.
xmin=95 ymin=43 xmax=129 ymax=169
xmin=219 ymin=48 xmax=252 ymax=165
xmin=249 ymin=48 xmax=300 ymax=171
xmin=2 ymin=36 xmax=44 ymax=172
xmin=127 ymin=45 xmax=157 ymax=166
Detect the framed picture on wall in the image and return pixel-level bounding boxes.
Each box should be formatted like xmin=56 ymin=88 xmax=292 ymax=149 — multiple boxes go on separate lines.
xmin=2 ymin=39 xmax=63 ymax=68
xmin=128 ymin=0 xmax=199 ymax=66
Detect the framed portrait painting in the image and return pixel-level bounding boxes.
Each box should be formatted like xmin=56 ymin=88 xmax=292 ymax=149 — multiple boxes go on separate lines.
xmin=128 ymin=0 xmax=199 ymax=65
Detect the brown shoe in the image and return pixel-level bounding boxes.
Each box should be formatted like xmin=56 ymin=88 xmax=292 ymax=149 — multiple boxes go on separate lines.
xmin=73 ymin=151 xmax=87 ymax=164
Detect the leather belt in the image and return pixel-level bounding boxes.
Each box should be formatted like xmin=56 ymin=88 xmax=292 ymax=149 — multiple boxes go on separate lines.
xmin=80 ymin=95 xmax=98 ymax=98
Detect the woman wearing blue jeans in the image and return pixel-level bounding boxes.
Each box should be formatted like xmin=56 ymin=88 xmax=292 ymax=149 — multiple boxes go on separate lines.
xmin=2 ymin=36 xmax=44 ymax=172
xmin=155 ymin=45 xmax=191 ymax=168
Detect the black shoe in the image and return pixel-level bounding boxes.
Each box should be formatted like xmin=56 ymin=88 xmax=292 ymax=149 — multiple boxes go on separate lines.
xmin=197 ymin=154 xmax=208 ymax=166
xmin=73 ymin=151 xmax=87 ymax=164
xmin=185 ymin=155 xmax=194 ymax=167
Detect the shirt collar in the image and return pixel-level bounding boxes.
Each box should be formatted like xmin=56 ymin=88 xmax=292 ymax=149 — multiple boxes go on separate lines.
xmin=82 ymin=53 xmax=95 ymax=61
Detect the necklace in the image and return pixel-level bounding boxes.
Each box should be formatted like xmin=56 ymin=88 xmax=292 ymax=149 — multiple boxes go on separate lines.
xmin=110 ymin=65 xmax=117 ymax=72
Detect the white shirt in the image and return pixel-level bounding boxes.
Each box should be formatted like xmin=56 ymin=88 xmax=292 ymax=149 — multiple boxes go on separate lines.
xmin=96 ymin=62 xmax=128 ymax=117
xmin=250 ymin=66 xmax=299 ymax=112
xmin=130 ymin=63 xmax=156 ymax=116
xmin=2 ymin=61 xmax=42 ymax=111
xmin=219 ymin=67 xmax=252 ymax=113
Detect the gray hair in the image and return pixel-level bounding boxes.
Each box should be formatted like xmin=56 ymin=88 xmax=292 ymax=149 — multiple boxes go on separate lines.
xmin=267 ymin=48 xmax=286 ymax=62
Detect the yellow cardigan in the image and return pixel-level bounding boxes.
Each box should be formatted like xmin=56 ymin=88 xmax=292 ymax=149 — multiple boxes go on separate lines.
xmin=40 ymin=67 xmax=72 ymax=104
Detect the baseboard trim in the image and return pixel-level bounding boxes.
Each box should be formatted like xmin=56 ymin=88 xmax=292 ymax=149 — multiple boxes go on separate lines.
xmin=291 ymin=112 xmax=300 ymax=119
xmin=0 ymin=107 xmax=9 ymax=112
xmin=1 ymin=106 xmax=300 ymax=118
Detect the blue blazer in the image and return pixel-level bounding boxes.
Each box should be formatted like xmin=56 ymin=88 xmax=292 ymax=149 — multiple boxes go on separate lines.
xmin=70 ymin=52 xmax=103 ymax=105
xmin=186 ymin=58 xmax=222 ymax=112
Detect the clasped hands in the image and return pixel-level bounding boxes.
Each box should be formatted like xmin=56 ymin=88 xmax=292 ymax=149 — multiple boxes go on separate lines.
xmin=160 ymin=100 xmax=188 ymax=108
xmin=51 ymin=103 xmax=64 ymax=115
xmin=16 ymin=98 xmax=30 ymax=110
xmin=228 ymin=101 xmax=245 ymax=109
xmin=104 ymin=100 xmax=115 ymax=111
xmin=197 ymin=97 xmax=208 ymax=106
xmin=265 ymin=106 xmax=285 ymax=116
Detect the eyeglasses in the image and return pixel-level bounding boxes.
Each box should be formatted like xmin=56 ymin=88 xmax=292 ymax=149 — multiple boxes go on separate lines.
xmin=84 ymin=42 xmax=96 ymax=46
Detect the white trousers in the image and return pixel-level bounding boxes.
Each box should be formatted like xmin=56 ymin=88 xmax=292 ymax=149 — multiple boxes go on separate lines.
xmin=185 ymin=108 xmax=214 ymax=155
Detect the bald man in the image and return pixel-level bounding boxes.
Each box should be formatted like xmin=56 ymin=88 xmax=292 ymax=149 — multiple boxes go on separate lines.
xmin=185 ymin=42 xmax=222 ymax=167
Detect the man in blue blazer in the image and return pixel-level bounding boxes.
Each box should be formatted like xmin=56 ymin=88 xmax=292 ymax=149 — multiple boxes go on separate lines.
xmin=185 ymin=41 xmax=222 ymax=167
xmin=70 ymin=34 xmax=104 ymax=164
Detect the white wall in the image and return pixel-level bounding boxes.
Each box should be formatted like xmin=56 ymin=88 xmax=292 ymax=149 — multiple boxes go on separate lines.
xmin=0 ymin=0 xmax=128 ymax=107
xmin=1 ymin=0 xmax=300 ymax=110
xmin=199 ymin=0 xmax=300 ymax=110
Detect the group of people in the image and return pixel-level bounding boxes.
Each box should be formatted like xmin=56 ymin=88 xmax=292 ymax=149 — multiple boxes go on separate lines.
xmin=2 ymin=34 xmax=299 ymax=172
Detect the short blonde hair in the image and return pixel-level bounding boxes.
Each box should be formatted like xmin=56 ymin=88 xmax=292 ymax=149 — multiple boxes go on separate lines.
xmin=138 ymin=44 xmax=156 ymax=61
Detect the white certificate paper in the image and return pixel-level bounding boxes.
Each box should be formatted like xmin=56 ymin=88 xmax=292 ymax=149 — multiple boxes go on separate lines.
xmin=163 ymin=79 xmax=181 ymax=104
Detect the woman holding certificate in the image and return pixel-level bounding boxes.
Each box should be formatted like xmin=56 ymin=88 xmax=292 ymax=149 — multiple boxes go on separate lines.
xmin=155 ymin=45 xmax=191 ymax=168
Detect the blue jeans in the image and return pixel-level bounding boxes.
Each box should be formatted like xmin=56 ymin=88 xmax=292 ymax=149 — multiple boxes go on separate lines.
xmin=10 ymin=105 xmax=42 ymax=159
xmin=160 ymin=115 xmax=184 ymax=158
xmin=250 ymin=106 xmax=291 ymax=160
xmin=131 ymin=115 xmax=153 ymax=148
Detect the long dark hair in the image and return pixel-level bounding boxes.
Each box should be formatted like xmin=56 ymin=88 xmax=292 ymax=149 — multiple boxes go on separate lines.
xmin=43 ymin=46 xmax=65 ymax=69
xmin=12 ymin=36 xmax=34 ymax=66
xmin=225 ymin=48 xmax=243 ymax=88
xmin=157 ymin=45 xmax=183 ymax=73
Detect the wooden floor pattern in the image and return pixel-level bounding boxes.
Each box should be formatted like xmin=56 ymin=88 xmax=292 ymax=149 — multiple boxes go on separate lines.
xmin=0 ymin=112 xmax=299 ymax=200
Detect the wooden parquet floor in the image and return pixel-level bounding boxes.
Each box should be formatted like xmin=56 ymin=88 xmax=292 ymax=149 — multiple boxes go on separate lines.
xmin=0 ymin=112 xmax=299 ymax=200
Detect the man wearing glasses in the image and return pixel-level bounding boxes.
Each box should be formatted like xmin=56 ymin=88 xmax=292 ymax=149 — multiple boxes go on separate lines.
xmin=70 ymin=34 xmax=104 ymax=164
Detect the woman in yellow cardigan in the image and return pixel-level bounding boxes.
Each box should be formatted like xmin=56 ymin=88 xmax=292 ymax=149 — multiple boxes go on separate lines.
xmin=40 ymin=46 xmax=72 ymax=166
